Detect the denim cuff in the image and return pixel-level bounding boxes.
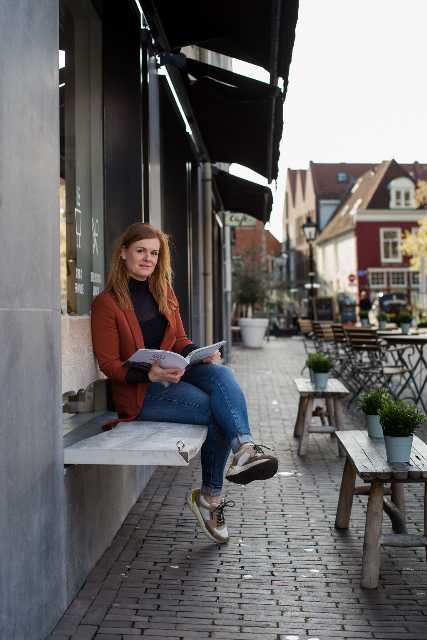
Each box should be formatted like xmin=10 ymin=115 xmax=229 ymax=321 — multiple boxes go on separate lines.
xmin=200 ymin=484 xmax=223 ymax=497
xmin=230 ymin=433 xmax=253 ymax=453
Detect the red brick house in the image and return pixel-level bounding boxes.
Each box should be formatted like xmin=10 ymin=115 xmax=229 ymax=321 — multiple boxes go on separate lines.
xmin=316 ymin=159 xmax=427 ymax=307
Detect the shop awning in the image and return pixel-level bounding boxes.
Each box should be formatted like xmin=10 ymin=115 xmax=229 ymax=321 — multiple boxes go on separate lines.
xmin=213 ymin=168 xmax=273 ymax=223
xmin=145 ymin=1 xmax=299 ymax=86
xmin=185 ymin=59 xmax=283 ymax=181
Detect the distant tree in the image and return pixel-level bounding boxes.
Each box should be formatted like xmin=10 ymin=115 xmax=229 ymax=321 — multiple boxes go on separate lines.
xmin=416 ymin=180 xmax=427 ymax=209
xmin=402 ymin=181 xmax=427 ymax=270
xmin=402 ymin=218 xmax=427 ymax=270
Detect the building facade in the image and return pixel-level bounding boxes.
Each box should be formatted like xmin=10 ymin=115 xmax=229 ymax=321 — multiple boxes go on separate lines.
xmin=0 ymin=1 xmax=298 ymax=637
xmin=283 ymin=162 xmax=375 ymax=295
xmin=316 ymin=160 xmax=427 ymax=309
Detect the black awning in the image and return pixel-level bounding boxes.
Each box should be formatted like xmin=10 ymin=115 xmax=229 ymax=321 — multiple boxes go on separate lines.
xmin=213 ymin=168 xmax=273 ymax=223
xmin=185 ymin=60 xmax=283 ymax=181
xmin=146 ymin=1 xmax=299 ymax=87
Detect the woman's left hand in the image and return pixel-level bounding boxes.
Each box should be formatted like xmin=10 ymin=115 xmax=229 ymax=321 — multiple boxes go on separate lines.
xmin=203 ymin=350 xmax=221 ymax=364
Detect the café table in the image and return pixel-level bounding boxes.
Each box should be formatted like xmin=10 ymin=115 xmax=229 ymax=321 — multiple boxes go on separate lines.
xmin=378 ymin=330 xmax=427 ymax=412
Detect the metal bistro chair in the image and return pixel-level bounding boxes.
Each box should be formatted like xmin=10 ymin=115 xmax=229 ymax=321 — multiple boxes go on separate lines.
xmin=298 ymin=319 xmax=316 ymax=372
xmin=331 ymin=323 xmax=353 ymax=382
xmin=312 ymin=321 xmax=335 ymax=355
xmin=344 ymin=327 xmax=415 ymax=405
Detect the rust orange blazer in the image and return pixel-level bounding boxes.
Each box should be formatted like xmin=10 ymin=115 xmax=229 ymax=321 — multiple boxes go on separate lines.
xmin=91 ymin=288 xmax=193 ymax=428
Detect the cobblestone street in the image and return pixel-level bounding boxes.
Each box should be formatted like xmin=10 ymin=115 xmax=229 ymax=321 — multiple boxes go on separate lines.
xmin=51 ymin=338 xmax=427 ymax=640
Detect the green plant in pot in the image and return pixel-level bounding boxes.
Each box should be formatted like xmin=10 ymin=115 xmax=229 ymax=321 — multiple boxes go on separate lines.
xmin=359 ymin=388 xmax=391 ymax=438
xmin=360 ymin=309 xmax=370 ymax=327
xmin=377 ymin=311 xmax=388 ymax=331
xmin=399 ymin=310 xmax=413 ymax=335
xmin=378 ymin=399 xmax=426 ymax=463
xmin=306 ymin=352 xmax=331 ymax=390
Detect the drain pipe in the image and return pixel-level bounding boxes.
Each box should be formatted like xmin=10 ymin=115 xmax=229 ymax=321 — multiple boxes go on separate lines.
xmin=202 ymin=162 xmax=213 ymax=344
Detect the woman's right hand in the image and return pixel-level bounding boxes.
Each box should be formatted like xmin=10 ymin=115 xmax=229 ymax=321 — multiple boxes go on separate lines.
xmin=148 ymin=360 xmax=185 ymax=384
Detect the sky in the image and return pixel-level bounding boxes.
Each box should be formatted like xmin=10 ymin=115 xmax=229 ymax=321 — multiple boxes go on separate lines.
xmin=232 ymin=0 xmax=427 ymax=241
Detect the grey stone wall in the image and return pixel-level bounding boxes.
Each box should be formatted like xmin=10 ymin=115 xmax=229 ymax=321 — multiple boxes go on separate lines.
xmin=64 ymin=464 xmax=154 ymax=601
xmin=0 ymin=1 xmax=66 ymax=638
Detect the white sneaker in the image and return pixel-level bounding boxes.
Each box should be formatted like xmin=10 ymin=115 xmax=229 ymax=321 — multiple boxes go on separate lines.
xmin=187 ymin=489 xmax=234 ymax=544
xmin=225 ymin=443 xmax=278 ymax=485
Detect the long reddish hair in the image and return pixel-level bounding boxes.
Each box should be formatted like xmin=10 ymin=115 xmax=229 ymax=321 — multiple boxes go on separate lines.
xmin=106 ymin=223 xmax=175 ymax=314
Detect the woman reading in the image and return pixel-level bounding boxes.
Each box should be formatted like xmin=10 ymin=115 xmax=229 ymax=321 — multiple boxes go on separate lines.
xmin=91 ymin=223 xmax=278 ymax=544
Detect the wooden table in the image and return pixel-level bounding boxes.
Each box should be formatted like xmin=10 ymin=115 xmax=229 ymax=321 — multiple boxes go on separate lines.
xmin=335 ymin=430 xmax=427 ymax=589
xmin=293 ymin=378 xmax=350 ymax=456
xmin=379 ymin=332 xmax=427 ymax=412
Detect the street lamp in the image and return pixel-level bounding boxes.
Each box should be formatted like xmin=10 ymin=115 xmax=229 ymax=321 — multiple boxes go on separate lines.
xmin=302 ymin=215 xmax=318 ymax=320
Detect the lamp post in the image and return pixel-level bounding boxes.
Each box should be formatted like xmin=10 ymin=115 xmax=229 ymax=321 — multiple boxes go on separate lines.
xmin=302 ymin=215 xmax=318 ymax=320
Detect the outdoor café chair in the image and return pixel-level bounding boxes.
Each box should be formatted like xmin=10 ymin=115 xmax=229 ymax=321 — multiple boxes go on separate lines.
xmin=344 ymin=327 xmax=416 ymax=405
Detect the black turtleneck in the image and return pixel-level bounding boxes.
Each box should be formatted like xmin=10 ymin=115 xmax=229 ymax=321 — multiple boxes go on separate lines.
xmin=128 ymin=278 xmax=168 ymax=349
xmin=125 ymin=277 xmax=197 ymax=385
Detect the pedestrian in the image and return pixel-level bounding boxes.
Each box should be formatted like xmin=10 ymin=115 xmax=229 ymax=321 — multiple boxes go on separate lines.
xmin=91 ymin=223 xmax=278 ymax=544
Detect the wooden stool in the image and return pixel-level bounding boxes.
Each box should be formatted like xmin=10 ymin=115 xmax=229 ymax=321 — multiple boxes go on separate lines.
xmin=293 ymin=378 xmax=350 ymax=456
xmin=335 ymin=430 xmax=427 ymax=589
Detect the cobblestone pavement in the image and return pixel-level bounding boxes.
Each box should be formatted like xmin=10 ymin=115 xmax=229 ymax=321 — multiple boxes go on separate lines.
xmin=51 ymin=338 xmax=427 ymax=640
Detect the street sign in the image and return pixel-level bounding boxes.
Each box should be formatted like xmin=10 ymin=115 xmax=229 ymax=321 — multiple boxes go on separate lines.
xmin=224 ymin=212 xmax=257 ymax=227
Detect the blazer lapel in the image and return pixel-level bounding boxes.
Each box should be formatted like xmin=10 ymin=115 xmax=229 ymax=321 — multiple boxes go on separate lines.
xmin=160 ymin=309 xmax=174 ymax=349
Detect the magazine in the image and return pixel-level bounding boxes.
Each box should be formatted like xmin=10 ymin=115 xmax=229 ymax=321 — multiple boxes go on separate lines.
xmin=126 ymin=340 xmax=226 ymax=370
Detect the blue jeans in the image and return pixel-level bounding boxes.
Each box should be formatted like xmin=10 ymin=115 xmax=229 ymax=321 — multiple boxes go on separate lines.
xmin=137 ymin=364 xmax=253 ymax=496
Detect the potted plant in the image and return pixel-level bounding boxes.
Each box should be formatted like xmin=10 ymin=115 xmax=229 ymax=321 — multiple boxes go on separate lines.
xmin=360 ymin=309 xmax=370 ymax=327
xmin=307 ymin=352 xmax=332 ymax=390
xmin=233 ymin=251 xmax=269 ymax=348
xmin=305 ymin=353 xmax=317 ymax=383
xmin=378 ymin=399 xmax=426 ymax=463
xmin=377 ymin=311 xmax=388 ymax=331
xmin=359 ymin=388 xmax=390 ymax=438
xmin=399 ymin=310 xmax=413 ymax=334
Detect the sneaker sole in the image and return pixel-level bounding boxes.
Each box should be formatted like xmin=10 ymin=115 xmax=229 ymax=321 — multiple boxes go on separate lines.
xmin=186 ymin=491 xmax=229 ymax=545
xmin=226 ymin=458 xmax=278 ymax=485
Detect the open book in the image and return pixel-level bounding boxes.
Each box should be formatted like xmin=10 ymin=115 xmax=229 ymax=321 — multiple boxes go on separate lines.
xmin=126 ymin=340 xmax=226 ymax=371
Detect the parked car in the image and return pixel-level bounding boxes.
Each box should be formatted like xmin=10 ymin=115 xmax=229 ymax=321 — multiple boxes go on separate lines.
xmin=371 ymin=293 xmax=408 ymax=322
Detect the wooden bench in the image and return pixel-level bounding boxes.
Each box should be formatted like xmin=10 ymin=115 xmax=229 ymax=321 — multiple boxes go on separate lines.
xmin=335 ymin=430 xmax=427 ymax=589
xmin=293 ymin=378 xmax=350 ymax=456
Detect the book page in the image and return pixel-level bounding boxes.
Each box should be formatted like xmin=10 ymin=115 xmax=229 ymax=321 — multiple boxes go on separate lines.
xmin=187 ymin=341 xmax=226 ymax=366
xmin=127 ymin=349 xmax=188 ymax=369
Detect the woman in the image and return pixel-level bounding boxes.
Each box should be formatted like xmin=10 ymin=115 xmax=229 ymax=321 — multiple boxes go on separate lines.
xmin=91 ymin=223 xmax=278 ymax=544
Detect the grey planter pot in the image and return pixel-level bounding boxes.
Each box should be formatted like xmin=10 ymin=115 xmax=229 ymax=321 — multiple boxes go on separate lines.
xmin=313 ymin=372 xmax=329 ymax=391
xmin=400 ymin=323 xmax=411 ymax=335
xmin=361 ymin=318 xmax=370 ymax=327
xmin=378 ymin=321 xmax=387 ymax=330
xmin=384 ymin=434 xmax=413 ymax=463
xmin=366 ymin=414 xmax=383 ymax=439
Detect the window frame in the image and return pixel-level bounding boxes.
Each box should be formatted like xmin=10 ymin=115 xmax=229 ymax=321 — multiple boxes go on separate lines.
xmin=368 ymin=270 xmax=387 ymax=289
xmin=380 ymin=227 xmax=402 ymax=263
xmin=389 ymin=270 xmax=407 ymax=288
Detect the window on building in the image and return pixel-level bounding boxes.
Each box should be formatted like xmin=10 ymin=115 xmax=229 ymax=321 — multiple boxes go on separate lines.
xmin=369 ymin=271 xmax=386 ymax=288
xmin=337 ymin=172 xmax=348 ymax=183
xmin=380 ymin=228 xmax=401 ymax=262
xmin=411 ymin=271 xmax=420 ymax=287
xmin=389 ymin=271 xmax=407 ymax=287
xmin=388 ymin=177 xmax=415 ymax=209
xmin=60 ymin=0 xmax=104 ymax=315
